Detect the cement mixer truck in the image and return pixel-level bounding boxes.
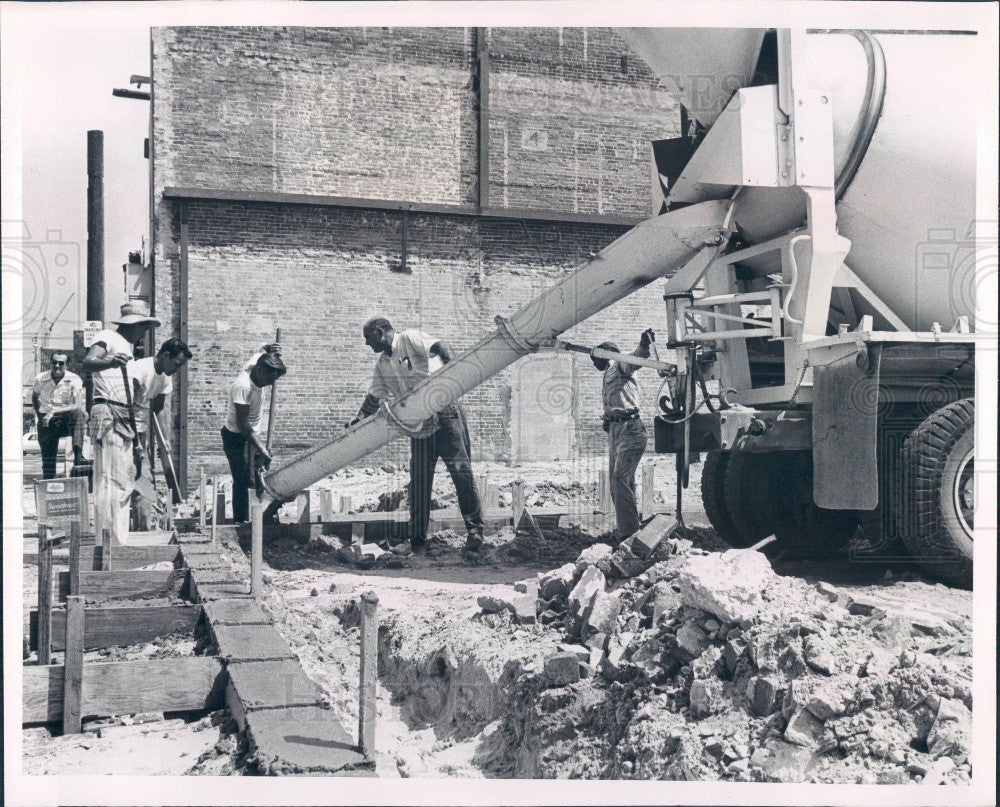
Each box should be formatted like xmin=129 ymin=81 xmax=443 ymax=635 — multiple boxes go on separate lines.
xmin=263 ymin=28 xmax=984 ymax=588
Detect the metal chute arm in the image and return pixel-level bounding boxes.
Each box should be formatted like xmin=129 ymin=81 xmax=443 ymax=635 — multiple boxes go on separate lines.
xmin=262 ymin=200 xmax=732 ymax=501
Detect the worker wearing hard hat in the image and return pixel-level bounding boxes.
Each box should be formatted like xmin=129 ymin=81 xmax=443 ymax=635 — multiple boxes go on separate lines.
xmin=82 ymin=300 xmax=160 ymax=543
xmin=352 ymin=316 xmax=486 ymax=558
xmin=591 ymin=328 xmax=654 ymax=542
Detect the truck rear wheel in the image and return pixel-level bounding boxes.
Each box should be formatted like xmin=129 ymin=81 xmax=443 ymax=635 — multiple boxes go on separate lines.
xmin=897 ymin=399 xmax=974 ymax=589
xmin=764 ymin=451 xmax=857 ymax=553
xmin=723 ymin=451 xmax=778 ymax=547
xmin=700 ymin=451 xmax=742 ymax=545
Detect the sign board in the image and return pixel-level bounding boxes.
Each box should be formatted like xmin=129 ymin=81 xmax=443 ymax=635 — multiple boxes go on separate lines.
xmin=34 ymin=477 xmax=89 ymax=530
xmin=83 ymin=321 xmax=103 ymax=348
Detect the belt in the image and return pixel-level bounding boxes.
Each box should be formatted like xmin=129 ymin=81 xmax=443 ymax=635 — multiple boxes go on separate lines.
xmin=605 ymin=410 xmax=640 ymax=423
xmin=92 ymin=397 xmax=128 ymax=407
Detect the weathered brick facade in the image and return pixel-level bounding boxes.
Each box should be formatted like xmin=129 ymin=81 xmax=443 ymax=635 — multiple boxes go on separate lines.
xmin=151 ymin=27 xmax=679 ymax=482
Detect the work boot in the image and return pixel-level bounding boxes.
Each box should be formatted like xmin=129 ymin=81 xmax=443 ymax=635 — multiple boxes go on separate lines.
xmin=464 ymin=531 xmax=485 ymax=553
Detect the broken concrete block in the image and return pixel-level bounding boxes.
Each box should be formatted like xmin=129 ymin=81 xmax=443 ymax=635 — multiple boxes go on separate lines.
xmin=722 ymin=639 xmax=746 ymax=676
xmin=921 ymin=755 xmax=956 ymax=785
xmin=514 ymin=577 xmax=540 ymax=598
xmin=477 ymin=594 xmax=511 ymax=614
xmin=688 ymin=680 xmax=718 ymax=718
xmin=557 ymin=643 xmax=590 ymax=661
xmin=651 ymin=582 xmax=682 ymax=626
xmin=630 ymin=637 xmax=665 ymax=678
xmin=784 ymin=707 xmax=826 ymax=748
xmin=336 ymin=545 xmax=359 ymax=565
xmin=575 ymin=542 xmax=613 ymax=570
xmin=746 ymin=675 xmax=782 ymax=717
xmin=847 ymin=595 xmax=886 ymax=617
xmin=675 ymin=621 xmax=710 ymax=658
xmin=512 ymin=596 xmax=537 ymax=625
xmin=803 ymin=635 xmax=837 ymax=676
xmin=568 ymin=566 xmax=605 ymax=617
xmin=543 ymin=652 xmax=581 ymax=687
xmin=862 ymin=648 xmax=896 ymax=678
xmin=630 ymin=514 xmax=678 ymax=559
xmin=805 ymin=678 xmax=853 ymax=720
xmin=578 ymin=661 xmax=592 ymax=679
xmin=676 ymin=549 xmax=777 ymax=623
xmin=588 ymin=646 xmax=604 ymax=672
xmin=582 ymin=591 xmax=621 ymax=640
xmin=815 ymin=581 xmax=840 ymax=602
xmin=610 ymin=545 xmax=648 ymax=578
xmin=539 ymin=563 xmax=577 ymax=600
xmin=584 ymin=632 xmax=607 ymax=652
xmin=927 ymin=698 xmax=972 ymax=763
xmin=359 ymin=543 xmax=386 ymax=561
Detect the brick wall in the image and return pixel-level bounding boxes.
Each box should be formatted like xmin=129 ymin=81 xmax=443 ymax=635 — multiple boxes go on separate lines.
xmin=151 ymin=27 xmax=680 ymax=479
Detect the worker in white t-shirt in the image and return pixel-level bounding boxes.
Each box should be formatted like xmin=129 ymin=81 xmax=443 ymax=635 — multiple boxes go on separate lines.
xmin=222 ymin=349 xmax=287 ymax=523
xmin=82 ymin=300 xmax=160 ymax=543
xmin=130 ymin=338 xmax=192 ymax=499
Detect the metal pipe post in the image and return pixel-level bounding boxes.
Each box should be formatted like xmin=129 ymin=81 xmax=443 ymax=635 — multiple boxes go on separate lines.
xmin=36 ymin=525 xmax=53 ymax=665
xmin=265 ymin=328 xmax=281 ymax=454
xmin=86 ymin=131 xmax=104 ymax=323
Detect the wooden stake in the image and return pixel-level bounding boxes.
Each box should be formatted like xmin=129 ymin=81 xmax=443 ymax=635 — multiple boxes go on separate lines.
xmin=265 ymin=327 xmax=281 ymax=454
xmin=37 ymin=526 xmax=53 ymax=665
xmin=339 ymin=495 xmax=352 ymax=515
xmin=250 ymin=503 xmax=263 ymax=599
xmin=641 ymin=462 xmax=655 ymax=518
xmin=320 ymin=489 xmax=334 ymax=522
xmin=511 ymin=479 xmax=525 ymax=525
xmin=62 ymin=595 xmax=85 ymax=734
xmin=296 ymin=490 xmax=311 ymax=524
xmin=198 ymin=468 xmax=206 ymax=530
xmin=358 ymin=590 xmax=379 ymax=759
xmin=68 ymin=521 xmax=82 ymax=597
xmin=100 ymin=527 xmax=111 ymax=572
xmin=210 ymin=477 xmax=218 ymax=546
xmin=215 ymin=479 xmax=227 ymax=525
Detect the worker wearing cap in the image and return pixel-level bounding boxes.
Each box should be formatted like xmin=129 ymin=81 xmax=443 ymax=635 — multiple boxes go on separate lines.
xmin=32 ymin=352 xmax=85 ymax=479
xmin=352 ymin=316 xmax=485 ymax=556
xmin=591 ymin=328 xmax=654 ymax=542
xmin=221 ymin=348 xmax=287 ymax=524
xmin=82 ymin=300 xmax=160 ymax=542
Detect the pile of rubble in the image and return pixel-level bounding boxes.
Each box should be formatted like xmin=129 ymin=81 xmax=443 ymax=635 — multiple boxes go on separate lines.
xmin=474 ymin=520 xmax=973 ymax=783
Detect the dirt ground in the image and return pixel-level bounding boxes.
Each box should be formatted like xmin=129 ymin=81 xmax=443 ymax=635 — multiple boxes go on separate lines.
xmin=18 ymin=456 xmax=974 ymax=782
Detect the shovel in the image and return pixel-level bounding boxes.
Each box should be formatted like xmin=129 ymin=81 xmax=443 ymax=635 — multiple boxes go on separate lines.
xmin=120 ymin=365 xmax=159 ymax=503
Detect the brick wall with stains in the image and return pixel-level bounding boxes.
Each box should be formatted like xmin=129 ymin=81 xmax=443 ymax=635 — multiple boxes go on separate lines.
xmin=151 ymin=27 xmax=680 ymax=480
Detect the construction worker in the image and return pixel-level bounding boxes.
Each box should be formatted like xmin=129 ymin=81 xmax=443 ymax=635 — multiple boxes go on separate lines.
xmin=129 ymin=337 xmax=192 ymax=499
xmin=32 ymin=352 xmax=85 ymax=478
xmin=221 ymin=348 xmax=286 ymax=524
xmin=591 ymin=328 xmax=655 ymax=542
xmin=82 ymin=300 xmax=159 ymax=543
xmin=351 ymin=316 xmax=485 ymax=556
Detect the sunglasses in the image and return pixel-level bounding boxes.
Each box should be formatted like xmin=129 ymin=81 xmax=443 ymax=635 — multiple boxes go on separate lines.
xmin=52 ymin=361 xmax=66 ymax=366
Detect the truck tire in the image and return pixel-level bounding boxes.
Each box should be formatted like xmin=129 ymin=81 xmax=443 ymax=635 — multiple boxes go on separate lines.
xmin=700 ymin=451 xmax=741 ymax=545
xmin=897 ymin=399 xmax=974 ymax=589
xmin=723 ymin=451 xmax=778 ymax=547
xmin=764 ymin=451 xmax=857 ymax=553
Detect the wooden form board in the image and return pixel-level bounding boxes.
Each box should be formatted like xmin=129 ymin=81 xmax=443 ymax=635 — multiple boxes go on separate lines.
xmin=56 ymin=569 xmax=187 ymax=602
xmin=23 ymin=656 xmax=224 ymax=724
xmin=29 ymin=604 xmax=202 ymax=651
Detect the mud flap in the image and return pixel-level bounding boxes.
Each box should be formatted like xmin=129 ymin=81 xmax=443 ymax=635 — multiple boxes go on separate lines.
xmin=811 ymin=345 xmax=880 ymax=510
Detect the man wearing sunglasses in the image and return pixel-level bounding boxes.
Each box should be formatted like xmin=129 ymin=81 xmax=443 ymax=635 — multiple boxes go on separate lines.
xmin=31 ymin=353 xmax=85 ymax=479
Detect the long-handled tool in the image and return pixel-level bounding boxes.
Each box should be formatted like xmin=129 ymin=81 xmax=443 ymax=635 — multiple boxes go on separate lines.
xmin=151 ymin=413 xmax=183 ymax=505
xmin=120 ymin=365 xmax=159 ymax=503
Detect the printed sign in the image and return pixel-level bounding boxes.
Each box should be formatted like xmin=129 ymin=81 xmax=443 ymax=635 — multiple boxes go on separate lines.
xmin=83 ymin=321 xmax=103 ymax=347
xmin=34 ymin=477 xmax=89 ymax=530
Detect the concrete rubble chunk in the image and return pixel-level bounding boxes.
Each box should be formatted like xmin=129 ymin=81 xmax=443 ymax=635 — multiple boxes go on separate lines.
xmin=805 ymin=679 xmax=853 ymax=720
xmin=847 ymin=595 xmax=886 ymax=617
xmin=557 ymin=643 xmax=590 ymax=661
xmin=676 ymin=549 xmax=777 ymax=623
xmin=862 ymin=648 xmax=896 ymax=678
xmin=651 ymin=582 xmax=682 ymax=625
xmin=512 ymin=596 xmax=537 ymax=625
xmin=543 ymin=652 xmax=581 ymax=687
xmin=359 ymin=543 xmax=386 ymax=561
xmin=630 ymin=637 xmax=665 ymax=678
xmin=477 ymin=594 xmax=511 ymax=614
xmin=582 ymin=591 xmax=621 ymax=640
xmin=688 ymin=680 xmax=718 ymax=718
xmin=675 ymin=621 xmax=710 ymax=658
xmin=722 ymin=638 xmax=746 ymax=675
xmin=630 ymin=514 xmax=678 ymax=559
xmin=815 ymin=581 xmax=840 ymax=602
xmin=575 ymin=543 xmax=613 ymax=570
xmin=610 ymin=545 xmax=648 ymax=578
xmin=514 ymin=577 xmax=540 ymax=598
xmin=568 ymin=566 xmax=605 ymax=617
xmin=803 ymin=635 xmax=837 ymax=676
xmin=746 ymin=675 xmax=782 ymax=717
xmin=584 ymin=632 xmax=608 ymax=652
xmin=927 ymin=698 xmax=972 ymax=763
xmin=921 ymin=755 xmax=956 ymax=785
xmin=784 ymin=707 xmax=826 ymax=748
xmin=588 ymin=646 xmax=605 ymax=672
xmin=539 ymin=563 xmax=577 ymax=600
